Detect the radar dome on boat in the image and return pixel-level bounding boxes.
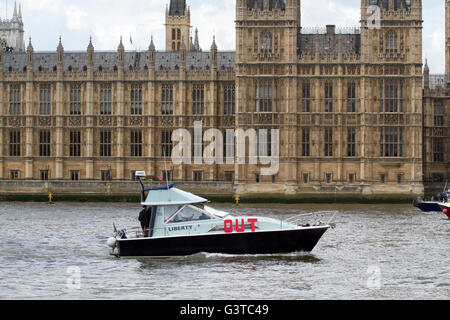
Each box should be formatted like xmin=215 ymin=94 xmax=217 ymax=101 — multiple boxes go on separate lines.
xmin=142 ymin=184 xmax=208 ymax=206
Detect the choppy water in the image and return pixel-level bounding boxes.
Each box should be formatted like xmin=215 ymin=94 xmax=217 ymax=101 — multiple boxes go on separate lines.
xmin=0 ymin=201 xmax=449 ymax=300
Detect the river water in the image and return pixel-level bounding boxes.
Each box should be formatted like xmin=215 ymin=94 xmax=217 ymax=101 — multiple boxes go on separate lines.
xmin=0 ymin=201 xmax=449 ymax=300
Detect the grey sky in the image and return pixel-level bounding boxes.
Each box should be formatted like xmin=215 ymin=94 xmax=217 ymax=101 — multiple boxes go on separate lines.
xmin=3 ymin=0 xmax=446 ymax=74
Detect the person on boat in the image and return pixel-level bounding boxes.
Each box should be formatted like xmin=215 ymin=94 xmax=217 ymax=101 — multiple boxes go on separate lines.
xmin=138 ymin=206 xmax=152 ymax=237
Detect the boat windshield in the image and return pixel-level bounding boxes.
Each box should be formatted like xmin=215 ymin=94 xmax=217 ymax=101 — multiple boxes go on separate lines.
xmin=164 ymin=205 xmax=213 ymax=224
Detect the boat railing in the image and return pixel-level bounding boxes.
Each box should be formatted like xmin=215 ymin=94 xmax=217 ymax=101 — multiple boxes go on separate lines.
xmin=119 ymin=211 xmax=338 ymax=239
xmin=284 ymin=211 xmax=338 ymax=227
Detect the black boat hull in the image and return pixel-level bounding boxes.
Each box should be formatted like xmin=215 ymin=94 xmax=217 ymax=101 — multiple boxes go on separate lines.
xmin=116 ymin=227 xmax=329 ymax=257
xmin=413 ymin=200 xmax=443 ymax=212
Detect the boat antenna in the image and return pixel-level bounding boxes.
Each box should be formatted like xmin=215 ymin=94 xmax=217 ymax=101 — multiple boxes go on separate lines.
xmin=163 ymin=145 xmax=170 ymax=190
xmin=138 ymin=176 xmax=145 ymax=203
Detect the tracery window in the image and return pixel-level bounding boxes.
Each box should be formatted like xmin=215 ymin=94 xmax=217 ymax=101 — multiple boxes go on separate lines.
xmin=324 ymin=81 xmax=333 ymax=113
xmin=260 ymin=31 xmax=272 ymax=55
xmin=130 ymin=84 xmax=143 ymax=115
xmin=100 ymin=131 xmax=112 ymax=157
xmin=70 ymin=131 xmax=81 ymax=157
xmin=130 ymin=130 xmax=143 ymax=157
xmin=100 ymin=85 xmax=112 ymax=115
xmin=434 ymin=100 xmax=444 ymax=127
xmin=39 ymin=130 xmax=51 ymax=157
xmin=302 ymin=128 xmax=310 ymax=157
xmin=162 ymin=85 xmax=174 ymax=115
xmin=192 ymin=85 xmax=205 ymax=115
xmin=301 ymin=81 xmax=311 ymax=113
xmin=255 ymin=79 xmax=277 ymax=112
xmin=224 ymin=85 xmax=235 ymax=115
xmin=385 ymin=31 xmax=398 ymax=55
xmin=70 ymin=85 xmax=82 ymax=115
xmin=9 ymin=130 xmax=20 ymax=157
xmin=324 ymin=128 xmax=333 ymax=157
xmin=347 ymin=81 xmax=356 ymax=113
xmin=380 ymin=127 xmax=403 ymax=157
xmin=9 ymin=85 xmax=21 ymax=115
xmin=39 ymin=84 xmax=51 ymax=115
xmin=380 ymin=79 xmax=403 ymax=113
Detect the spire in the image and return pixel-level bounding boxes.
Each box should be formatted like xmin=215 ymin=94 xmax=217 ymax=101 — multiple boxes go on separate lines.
xmin=424 ymin=59 xmax=430 ymax=90
xmin=118 ymin=36 xmax=125 ymax=66
xmin=149 ymin=35 xmax=155 ymax=52
xmin=149 ymin=36 xmax=155 ymax=68
xmin=26 ymin=37 xmax=33 ymax=66
xmin=194 ymin=28 xmax=200 ymax=51
xmin=211 ymin=35 xmax=217 ymax=69
xmin=18 ymin=3 xmax=22 ymax=20
xmin=88 ymin=36 xmax=94 ymax=51
xmin=27 ymin=37 xmax=33 ymax=51
xmin=57 ymin=36 xmax=64 ymax=52
xmin=180 ymin=38 xmax=187 ymax=65
xmin=118 ymin=36 xmax=124 ymax=52
xmin=87 ymin=36 xmax=94 ymax=66
xmin=57 ymin=36 xmax=64 ymax=64
xmin=424 ymin=59 xmax=429 ymax=74
xmin=210 ymin=35 xmax=217 ymax=52
xmin=13 ymin=1 xmax=18 ymax=18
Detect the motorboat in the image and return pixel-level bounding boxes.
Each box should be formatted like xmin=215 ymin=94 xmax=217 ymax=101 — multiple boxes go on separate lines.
xmin=107 ymin=172 xmax=336 ymax=258
xmin=414 ymin=182 xmax=449 ymax=213
xmin=413 ymin=199 xmax=446 ymax=212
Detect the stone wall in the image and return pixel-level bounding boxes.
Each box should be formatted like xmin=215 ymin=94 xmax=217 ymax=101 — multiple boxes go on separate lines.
xmin=0 ymin=180 xmax=423 ymax=202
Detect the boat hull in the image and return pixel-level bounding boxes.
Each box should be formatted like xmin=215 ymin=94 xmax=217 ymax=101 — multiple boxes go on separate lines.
xmin=116 ymin=226 xmax=329 ymax=257
xmin=413 ymin=200 xmax=443 ymax=212
xmin=438 ymin=204 xmax=450 ymax=219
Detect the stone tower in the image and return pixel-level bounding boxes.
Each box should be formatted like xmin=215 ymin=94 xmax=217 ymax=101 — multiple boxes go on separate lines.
xmin=0 ymin=2 xmax=25 ymax=52
xmin=235 ymin=0 xmax=301 ymax=186
xmin=446 ymin=0 xmax=450 ymax=82
xmin=360 ymin=0 xmax=424 ymax=189
xmin=165 ymin=0 xmax=191 ymax=51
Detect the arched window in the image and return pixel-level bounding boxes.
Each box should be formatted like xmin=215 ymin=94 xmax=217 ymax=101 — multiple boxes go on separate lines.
xmin=385 ymin=31 xmax=398 ymax=55
xmin=260 ymin=31 xmax=272 ymax=55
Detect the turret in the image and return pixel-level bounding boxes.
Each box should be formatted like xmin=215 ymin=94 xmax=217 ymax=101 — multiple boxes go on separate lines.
xmin=165 ymin=0 xmax=192 ymax=51
xmin=57 ymin=37 xmax=64 ymax=79
xmin=423 ymin=59 xmax=430 ymax=91
xmin=57 ymin=37 xmax=64 ymax=63
xmin=117 ymin=37 xmax=125 ymax=79
xmin=194 ymin=28 xmax=200 ymax=51
xmin=26 ymin=37 xmax=33 ymax=80
xmin=26 ymin=37 xmax=33 ymax=68
xmin=446 ymin=0 xmax=450 ymax=84
xmin=87 ymin=37 xmax=94 ymax=79
xmin=118 ymin=36 xmax=125 ymax=65
xmin=211 ymin=35 xmax=217 ymax=70
xmin=149 ymin=36 xmax=156 ymax=67
xmin=360 ymin=0 xmax=422 ymax=64
xmin=236 ymin=0 xmax=300 ymax=63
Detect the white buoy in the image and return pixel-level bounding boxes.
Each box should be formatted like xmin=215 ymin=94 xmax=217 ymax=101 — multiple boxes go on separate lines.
xmin=107 ymin=237 xmax=117 ymax=248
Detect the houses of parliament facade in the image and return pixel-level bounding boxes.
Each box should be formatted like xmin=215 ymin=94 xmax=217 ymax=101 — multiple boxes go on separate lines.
xmin=0 ymin=0 xmax=448 ymax=197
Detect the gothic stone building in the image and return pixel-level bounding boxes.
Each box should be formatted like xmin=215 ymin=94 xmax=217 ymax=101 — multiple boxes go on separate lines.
xmin=0 ymin=0 xmax=448 ymax=198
